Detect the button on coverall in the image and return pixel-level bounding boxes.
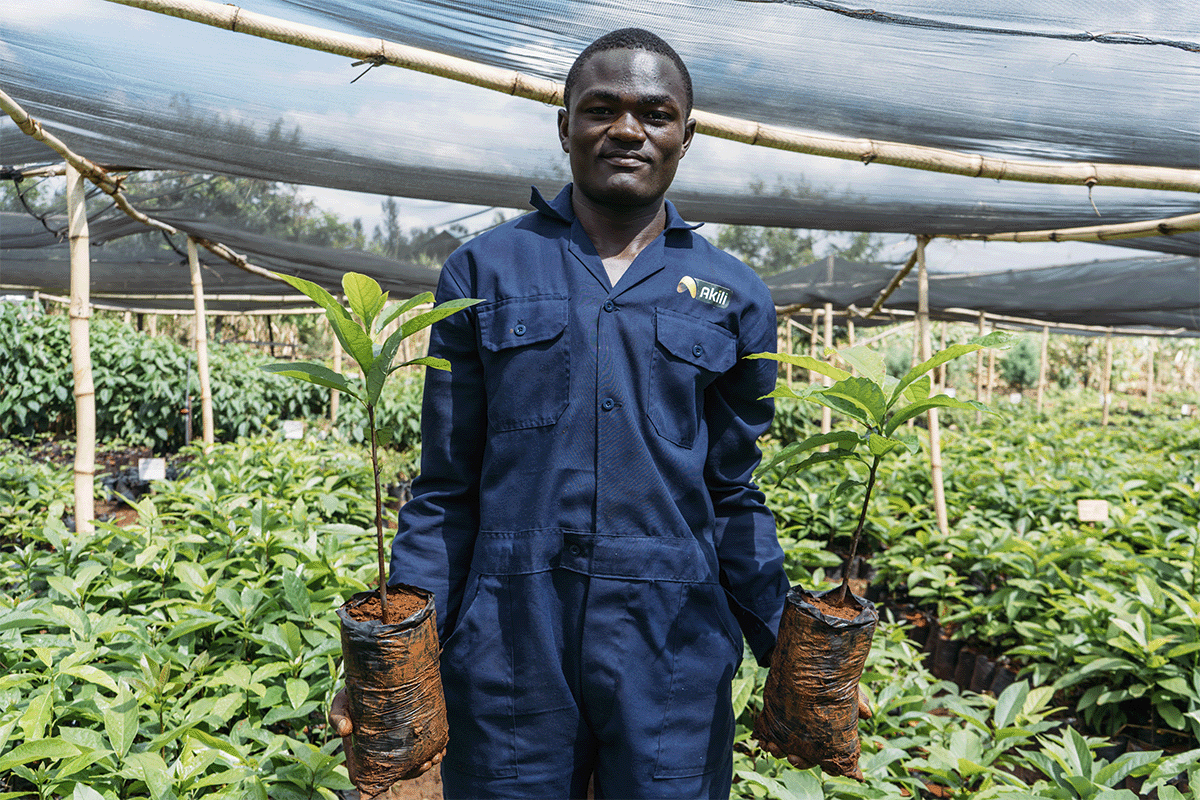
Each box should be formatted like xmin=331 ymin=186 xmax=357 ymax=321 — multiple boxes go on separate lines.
xmin=390 ymin=184 xmax=789 ymax=799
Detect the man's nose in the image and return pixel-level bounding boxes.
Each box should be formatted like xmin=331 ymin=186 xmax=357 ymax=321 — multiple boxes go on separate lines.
xmin=608 ymin=111 xmax=645 ymax=141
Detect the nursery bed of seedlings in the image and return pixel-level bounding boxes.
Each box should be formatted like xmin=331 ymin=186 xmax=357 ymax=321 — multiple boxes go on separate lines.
xmin=2 ymin=402 xmax=1198 ymax=799
xmin=742 ymin=402 xmax=1199 ymax=798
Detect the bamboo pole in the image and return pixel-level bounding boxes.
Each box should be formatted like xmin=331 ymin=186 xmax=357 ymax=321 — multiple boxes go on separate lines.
xmin=66 ymin=163 xmax=96 ymax=535
xmin=986 ymin=348 xmax=996 ymax=404
xmin=821 ymin=302 xmax=833 ymax=438
xmin=785 ymin=318 xmax=793 ymax=384
xmin=330 ymin=316 xmax=343 ymax=424
xmin=917 ymin=238 xmax=949 ymax=536
xmin=187 ymin=237 xmax=215 ymax=450
xmin=99 ymin=0 xmax=1200 ymax=194
xmin=866 ymin=246 xmax=920 ymax=318
xmin=1036 ymin=325 xmax=1050 ymax=413
xmin=847 ymin=319 xmax=855 ymax=347
xmin=943 ymin=212 xmax=1200 ymax=244
xmin=1147 ymin=339 xmax=1157 ymax=405
xmin=1101 ymin=330 xmax=1114 ymax=426
xmin=809 ymin=309 xmax=819 ymax=381
xmin=976 ymin=312 xmax=986 ymax=424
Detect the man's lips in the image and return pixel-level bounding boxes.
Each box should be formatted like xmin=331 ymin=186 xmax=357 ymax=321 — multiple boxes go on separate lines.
xmin=600 ymin=151 xmax=649 ymax=167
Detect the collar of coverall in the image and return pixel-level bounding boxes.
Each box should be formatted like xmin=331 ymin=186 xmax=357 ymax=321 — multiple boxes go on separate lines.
xmin=529 ymin=184 xmax=703 ymax=233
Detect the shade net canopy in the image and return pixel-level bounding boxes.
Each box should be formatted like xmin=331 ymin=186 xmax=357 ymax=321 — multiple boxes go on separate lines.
xmin=765 ymin=254 xmax=1200 ymax=334
xmin=2 ymin=0 xmax=1198 ymax=246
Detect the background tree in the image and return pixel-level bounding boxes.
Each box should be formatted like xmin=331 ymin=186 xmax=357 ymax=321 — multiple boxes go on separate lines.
xmin=715 ymin=225 xmax=885 ymax=278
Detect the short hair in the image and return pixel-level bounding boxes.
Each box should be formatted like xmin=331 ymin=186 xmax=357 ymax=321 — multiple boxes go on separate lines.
xmin=563 ymin=28 xmax=694 ymax=114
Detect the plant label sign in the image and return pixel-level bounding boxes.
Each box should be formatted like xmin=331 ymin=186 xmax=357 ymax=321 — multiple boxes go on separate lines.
xmin=282 ymin=420 xmax=305 ymax=440
xmin=138 ymin=458 xmax=167 ymax=481
xmin=1077 ymin=499 xmax=1109 ymax=523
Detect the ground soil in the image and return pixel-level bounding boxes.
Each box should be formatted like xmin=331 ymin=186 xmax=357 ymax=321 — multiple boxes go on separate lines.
xmin=810 ymin=586 xmax=867 ymax=620
xmin=345 ymin=587 xmax=427 ymax=626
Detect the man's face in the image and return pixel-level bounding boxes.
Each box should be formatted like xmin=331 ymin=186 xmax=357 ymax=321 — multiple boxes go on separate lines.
xmin=558 ymin=48 xmax=695 ymax=212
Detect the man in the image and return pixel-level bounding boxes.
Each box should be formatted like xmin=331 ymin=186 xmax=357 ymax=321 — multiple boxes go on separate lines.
xmin=334 ymin=28 xmax=791 ymax=799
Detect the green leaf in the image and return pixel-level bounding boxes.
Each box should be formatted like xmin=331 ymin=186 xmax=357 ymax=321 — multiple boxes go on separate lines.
xmin=994 ymin=681 xmax=1029 ymax=729
xmin=274 ymin=272 xmax=345 ymax=318
xmin=837 ymin=344 xmax=885 ymax=385
xmin=285 ymin=678 xmax=310 ymax=710
xmin=782 ymin=449 xmax=860 ymax=479
xmin=885 ymin=395 xmax=994 ymax=435
xmin=73 ymin=785 xmax=106 ymax=800
xmin=104 ymin=683 xmax=138 ymax=759
xmin=746 ymin=352 xmax=850 ymax=383
xmin=900 ymin=374 xmax=932 ymax=406
xmin=342 ymin=272 xmax=385 ymax=330
xmin=866 ymin=433 xmax=906 ymax=456
xmin=400 ymin=297 xmax=482 ymax=339
xmin=374 ymin=428 xmax=394 ymax=447
xmin=757 ymin=431 xmax=860 ymax=474
xmin=377 ymin=291 xmax=435 ymax=331
xmin=63 ymin=664 xmax=118 ymax=693
xmin=817 ymin=376 xmax=887 ymax=427
xmin=325 ymin=310 xmax=376 ymax=375
xmin=260 ymin=363 xmax=361 ymax=401
xmin=397 ymin=355 xmax=452 ymax=372
xmin=892 ymin=331 xmax=1013 ymax=404
xmin=1096 ymin=748 xmax=1164 ymax=787
xmin=0 ymin=739 xmax=81 ymax=772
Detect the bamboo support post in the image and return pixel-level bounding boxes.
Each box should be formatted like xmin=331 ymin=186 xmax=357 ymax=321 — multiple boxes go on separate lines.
xmin=976 ymin=312 xmax=986 ymax=424
xmin=1147 ymin=339 xmax=1157 ymax=405
xmin=1036 ymin=325 xmax=1050 ymax=413
xmin=821 ymin=302 xmax=833 ymax=439
xmin=1102 ymin=330 xmax=1114 ymax=426
xmin=66 ymin=163 xmax=95 ymax=535
xmin=867 ymin=246 xmax=920 ymax=318
xmin=330 ymin=316 xmax=343 ymax=424
xmin=100 ymin=0 xmax=1200 ymax=194
xmin=847 ymin=319 xmax=855 ymax=347
xmin=917 ymin=238 xmax=949 ymax=535
xmin=785 ymin=318 xmax=793 ymax=384
xmin=187 ymin=237 xmax=215 ymax=450
xmin=987 ymin=349 xmax=996 ymax=404
xmin=809 ymin=309 xmax=819 ymax=381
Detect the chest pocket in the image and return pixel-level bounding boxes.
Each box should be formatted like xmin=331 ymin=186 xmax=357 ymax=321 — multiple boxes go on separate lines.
xmin=477 ymin=295 xmax=570 ymax=431
xmin=649 ymin=308 xmax=737 ymax=449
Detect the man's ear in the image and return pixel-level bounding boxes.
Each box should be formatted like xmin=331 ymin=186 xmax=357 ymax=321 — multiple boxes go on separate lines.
xmin=557 ymin=108 xmax=570 ymax=153
xmin=680 ymin=116 xmax=696 ymax=157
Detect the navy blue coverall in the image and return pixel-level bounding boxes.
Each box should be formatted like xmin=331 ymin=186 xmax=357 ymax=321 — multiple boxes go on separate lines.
xmin=390 ymin=184 xmax=789 ymax=799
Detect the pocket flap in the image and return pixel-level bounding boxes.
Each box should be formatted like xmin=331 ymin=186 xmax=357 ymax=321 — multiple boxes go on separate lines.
xmin=655 ymin=308 xmax=736 ymax=373
xmin=478 ymin=296 xmax=568 ymax=351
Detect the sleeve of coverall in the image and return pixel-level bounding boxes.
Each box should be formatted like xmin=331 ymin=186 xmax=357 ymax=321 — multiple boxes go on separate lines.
xmin=389 ymin=258 xmax=486 ymax=642
xmin=705 ymin=283 xmax=789 ymax=667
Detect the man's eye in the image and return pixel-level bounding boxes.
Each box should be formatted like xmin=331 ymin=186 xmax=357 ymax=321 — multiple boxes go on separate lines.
xmin=646 ymin=111 xmax=672 ymax=122
xmin=585 ymin=106 xmax=612 ymax=115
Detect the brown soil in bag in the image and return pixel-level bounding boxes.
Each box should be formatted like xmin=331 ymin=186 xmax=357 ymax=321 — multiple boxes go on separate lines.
xmin=754 ymin=586 xmax=878 ymax=780
xmin=346 ymin=589 xmax=428 ymax=625
xmin=339 ymin=585 xmax=449 ymax=796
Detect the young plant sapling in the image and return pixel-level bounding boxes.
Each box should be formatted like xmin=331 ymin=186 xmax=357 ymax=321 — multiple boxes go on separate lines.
xmin=749 ymin=331 xmax=1011 ymax=780
xmin=750 ymin=330 xmax=1013 ymax=606
xmin=262 ymin=272 xmax=479 ymax=622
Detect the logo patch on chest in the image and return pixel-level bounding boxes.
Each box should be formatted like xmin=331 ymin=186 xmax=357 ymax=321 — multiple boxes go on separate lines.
xmin=677 ymin=276 xmax=732 ymax=308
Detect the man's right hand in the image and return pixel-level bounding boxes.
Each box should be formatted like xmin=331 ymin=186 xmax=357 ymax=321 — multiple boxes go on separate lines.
xmin=328 ymin=688 xmax=444 ymax=799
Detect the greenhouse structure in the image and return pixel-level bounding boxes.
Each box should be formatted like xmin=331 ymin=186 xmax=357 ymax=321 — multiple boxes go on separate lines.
xmin=1 ymin=1 xmax=1198 ymax=798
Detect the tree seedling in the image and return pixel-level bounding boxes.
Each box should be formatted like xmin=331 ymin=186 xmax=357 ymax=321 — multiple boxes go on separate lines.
xmin=750 ymin=330 xmax=1013 ymax=605
xmin=262 ymin=272 xmax=479 ymax=621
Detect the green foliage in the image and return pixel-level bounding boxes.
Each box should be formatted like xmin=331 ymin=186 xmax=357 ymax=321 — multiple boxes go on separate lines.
xmin=716 ymin=225 xmax=885 ymax=278
xmin=729 ymin=617 xmax=1198 ymax=799
xmin=0 ymin=301 xmax=326 ymax=450
xmin=262 ymin=271 xmax=479 ymax=607
xmin=751 ymin=333 xmax=1012 ymax=583
xmin=999 ymin=335 xmax=1040 ymax=389
xmin=0 ymin=436 xmax=386 ymax=798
